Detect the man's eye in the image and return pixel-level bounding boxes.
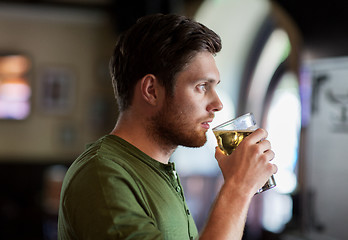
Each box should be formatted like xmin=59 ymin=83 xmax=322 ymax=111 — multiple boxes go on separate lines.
xmin=197 ymin=83 xmax=207 ymax=92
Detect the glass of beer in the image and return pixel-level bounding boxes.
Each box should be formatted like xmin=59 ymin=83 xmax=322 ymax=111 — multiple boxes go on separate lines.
xmin=212 ymin=112 xmax=276 ymax=194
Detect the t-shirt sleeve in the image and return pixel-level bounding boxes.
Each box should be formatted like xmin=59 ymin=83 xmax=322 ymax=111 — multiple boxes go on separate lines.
xmin=60 ymin=157 xmax=163 ymax=240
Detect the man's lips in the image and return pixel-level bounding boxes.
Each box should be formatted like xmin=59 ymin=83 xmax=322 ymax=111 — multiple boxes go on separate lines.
xmin=201 ymin=119 xmax=213 ymax=129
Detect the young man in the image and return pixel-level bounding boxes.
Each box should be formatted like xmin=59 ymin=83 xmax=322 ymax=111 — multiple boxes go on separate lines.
xmin=58 ymin=14 xmax=277 ymax=240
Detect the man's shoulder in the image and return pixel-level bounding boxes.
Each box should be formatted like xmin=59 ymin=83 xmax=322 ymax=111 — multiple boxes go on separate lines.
xmin=60 ymin=135 xmax=144 ymax=201
xmin=69 ymin=135 xmax=139 ymax=175
xmin=68 ymin=134 xmax=153 ymax=183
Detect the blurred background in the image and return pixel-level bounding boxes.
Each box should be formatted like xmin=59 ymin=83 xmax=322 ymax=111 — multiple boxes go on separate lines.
xmin=1 ymin=0 xmax=348 ymax=239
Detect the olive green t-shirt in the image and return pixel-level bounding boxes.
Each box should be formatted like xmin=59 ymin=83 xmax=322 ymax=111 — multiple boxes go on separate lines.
xmin=58 ymin=135 xmax=198 ymax=240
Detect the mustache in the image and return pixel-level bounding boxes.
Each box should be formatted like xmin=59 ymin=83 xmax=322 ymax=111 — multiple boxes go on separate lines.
xmin=200 ymin=113 xmax=215 ymax=122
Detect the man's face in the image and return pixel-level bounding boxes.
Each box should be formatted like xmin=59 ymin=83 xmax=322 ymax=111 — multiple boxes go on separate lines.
xmin=150 ymin=51 xmax=223 ymax=148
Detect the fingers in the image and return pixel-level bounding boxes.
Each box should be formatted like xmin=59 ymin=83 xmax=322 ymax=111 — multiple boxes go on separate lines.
xmin=241 ymin=128 xmax=277 ymax=175
xmin=246 ymin=128 xmax=268 ymax=144
xmin=264 ymin=148 xmax=275 ymax=161
xmin=243 ymin=128 xmax=272 ymax=156
xmin=262 ymin=148 xmax=277 ymax=175
xmin=256 ymin=139 xmax=271 ymax=153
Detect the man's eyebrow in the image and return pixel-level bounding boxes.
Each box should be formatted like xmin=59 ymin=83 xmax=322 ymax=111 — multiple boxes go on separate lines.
xmin=206 ymin=79 xmax=221 ymax=85
xmin=194 ymin=78 xmax=220 ymax=85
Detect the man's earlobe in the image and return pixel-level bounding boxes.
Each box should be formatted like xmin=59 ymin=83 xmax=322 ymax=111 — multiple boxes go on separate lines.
xmin=141 ymin=74 xmax=158 ymax=105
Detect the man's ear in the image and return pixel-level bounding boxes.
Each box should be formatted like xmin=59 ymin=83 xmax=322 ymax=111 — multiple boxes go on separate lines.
xmin=140 ymin=74 xmax=162 ymax=106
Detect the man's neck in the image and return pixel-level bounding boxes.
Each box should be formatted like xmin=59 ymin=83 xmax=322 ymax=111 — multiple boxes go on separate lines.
xmin=110 ymin=112 xmax=175 ymax=164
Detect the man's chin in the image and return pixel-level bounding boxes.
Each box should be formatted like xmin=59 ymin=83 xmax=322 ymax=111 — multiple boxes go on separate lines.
xmin=181 ymin=135 xmax=207 ymax=148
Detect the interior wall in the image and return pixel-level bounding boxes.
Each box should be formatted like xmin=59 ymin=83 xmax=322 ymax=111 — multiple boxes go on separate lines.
xmin=0 ymin=4 xmax=117 ymax=162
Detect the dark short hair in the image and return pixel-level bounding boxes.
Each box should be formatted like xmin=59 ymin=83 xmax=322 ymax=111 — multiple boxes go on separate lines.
xmin=109 ymin=13 xmax=222 ymax=112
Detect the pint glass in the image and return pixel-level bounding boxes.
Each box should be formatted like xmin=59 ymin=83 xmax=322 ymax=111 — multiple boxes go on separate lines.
xmin=212 ymin=113 xmax=276 ymax=194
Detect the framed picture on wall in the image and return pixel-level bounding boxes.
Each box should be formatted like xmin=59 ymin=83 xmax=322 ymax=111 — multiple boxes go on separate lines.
xmin=0 ymin=53 xmax=32 ymax=120
xmin=38 ymin=66 xmax=76 ymax=115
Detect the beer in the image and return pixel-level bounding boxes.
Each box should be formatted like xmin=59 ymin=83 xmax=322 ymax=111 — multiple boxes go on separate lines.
xmin=213 ymin=130 xmax=252 ymax=155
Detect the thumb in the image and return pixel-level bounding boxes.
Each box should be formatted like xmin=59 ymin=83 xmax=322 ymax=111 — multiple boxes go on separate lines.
xmin=215 ymin=146 xmax=225 ymax=163
xmin=215 ymin=146 xmax=228 ymax=180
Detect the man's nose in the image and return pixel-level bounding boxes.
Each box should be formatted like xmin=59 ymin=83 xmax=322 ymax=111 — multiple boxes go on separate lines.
xmin=208 ymin=92 xmax=223 ymax=112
